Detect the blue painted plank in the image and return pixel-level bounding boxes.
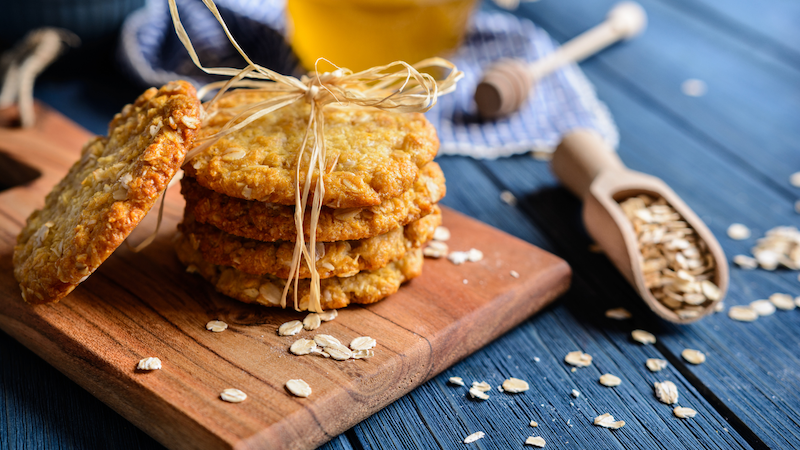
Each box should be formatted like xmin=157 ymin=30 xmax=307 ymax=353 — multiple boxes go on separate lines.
xmin=477 ymin=55 xmax=800 ymax=448
xmin=518 ymin=0 xmax=800 ymax=204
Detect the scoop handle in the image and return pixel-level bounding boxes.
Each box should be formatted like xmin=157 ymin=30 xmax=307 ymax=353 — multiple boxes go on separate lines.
xmin=550 ymin=129 xmax=626 ymax=200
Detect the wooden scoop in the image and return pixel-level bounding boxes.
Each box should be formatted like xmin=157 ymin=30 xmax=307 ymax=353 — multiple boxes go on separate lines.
xmin=475 ymin=2 xmax=647 ymax=119
xmin=551 ymin=129 xmax=728 ymax=324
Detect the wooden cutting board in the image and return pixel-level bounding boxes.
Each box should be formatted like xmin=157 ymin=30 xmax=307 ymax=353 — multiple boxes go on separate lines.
xmin=0 ymin=104 xmax=571 ymax=450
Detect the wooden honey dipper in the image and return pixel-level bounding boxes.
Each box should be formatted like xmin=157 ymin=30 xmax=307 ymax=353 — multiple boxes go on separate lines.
xmin=551 ymin=129 xmax=729 ymax=324
xmin=474 ymin=2 xmax=647 ymax=119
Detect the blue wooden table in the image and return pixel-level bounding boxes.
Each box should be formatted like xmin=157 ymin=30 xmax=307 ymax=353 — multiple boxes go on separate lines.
xmin=6 ymin=0 xmax=800 ymax=448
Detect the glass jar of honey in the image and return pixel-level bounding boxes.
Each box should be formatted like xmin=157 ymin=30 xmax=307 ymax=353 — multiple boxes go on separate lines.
xmin=286 ymin=0 xmax=477 ymax=72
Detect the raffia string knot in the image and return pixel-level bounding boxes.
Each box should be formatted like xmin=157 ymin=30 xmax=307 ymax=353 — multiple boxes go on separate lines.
xmin=169 ymin=0 xmax=462 ymax=313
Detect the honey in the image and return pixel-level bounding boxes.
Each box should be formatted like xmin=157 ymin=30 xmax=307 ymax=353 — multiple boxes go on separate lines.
xmin=286 ymin=0 xmax=477 ymax=72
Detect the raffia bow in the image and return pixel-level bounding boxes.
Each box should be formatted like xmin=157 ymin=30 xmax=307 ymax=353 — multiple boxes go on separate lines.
xmin=169 ymin=0 xmax=463 ymax=312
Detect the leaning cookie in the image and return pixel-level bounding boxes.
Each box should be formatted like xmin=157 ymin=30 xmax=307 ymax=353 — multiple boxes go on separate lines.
xmin=179 ymin=206 xmax=440 ymax=278
xmin=175 ymin=234 xmax=424 ymax=311
xmin=13 ymin=81 xmax=201 ymax=304
xmin=182 ymin=161 xmax=445 ymax=243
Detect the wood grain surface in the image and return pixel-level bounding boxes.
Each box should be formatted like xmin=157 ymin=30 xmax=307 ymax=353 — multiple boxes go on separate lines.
xmin=0 ymin=104 xmax=571 ymax=450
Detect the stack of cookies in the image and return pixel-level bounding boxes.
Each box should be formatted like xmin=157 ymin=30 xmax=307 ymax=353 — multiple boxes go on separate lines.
xmin=175 ymin=90 xmax=446 ymax=311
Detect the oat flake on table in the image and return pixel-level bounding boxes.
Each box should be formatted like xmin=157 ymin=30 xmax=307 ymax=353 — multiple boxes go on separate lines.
xmin=605 ymin=307 xmax=632 ymax=320
xmin=631 ymin=329 xmax=656 ymax=345
xmin=350 ymin=336 xmax=377 ymax=351
xmin=525 ymin=436 xmax=546 ymax=447
xmin=220 ymin=388 xmax=247 ymax=403
xmin=290 ymin=338 xmax=317 ymax=356
xmin=313 ymin=334 xmax=341 ymax=347
xmin=303 ymin=313 xmax=321 ymax=330
xmin=206 ymin=320 xmax=228 ymax=332
xmin=449 ymin=376 xmax=465 ymax=386
xmin=502 ymin=377 xmax=530 ymax=393
xmin=286 ymin=379 xmax=312 ymax=398
xmin=673 ymin=406 xmax=698 ymax=419
xmin=463 ymin=431 xmax=485 ymax=444
xmin=682 ymin=348 xmax=706 ymax=364
xmin=278 ymin=320 xmax=303 ymax=336
xmin=654 ymin=380 xmax=679 ymax=404
xmin=769 ymin=293 xmax=796 ymax=310
xmin=571 ymin=389 xmax=580 ymax=398
xmin=433 ymin=226 xmax=451 ymax=241
xmin=750 ymin=299 xmax=776 ymax=316
xmin=564 ymin=351 xmax=592 ymax=367
xmin=599 ymin=374 xmax=622 ymax=387
xmin=727 ymin=223 xmax=751 ymax=240
xmin=318 ymin=309 xmax=338 ymax=321
xmin=646 ymin=358 xmax=668 ymax=372
xmin=472 ymin=381 xmax=491 ymax=392
xmin=728 ymin=306 xmax=758 ymax=322
xmin=594 ymin=413 xmax=625 ymax=429
xmin=137 ymin=357 xmax=161 ymax=371
xmin=469 ymin=387 xmax=490 ymax=400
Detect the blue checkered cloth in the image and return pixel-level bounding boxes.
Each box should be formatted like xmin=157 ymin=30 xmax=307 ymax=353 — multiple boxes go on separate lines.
xmin=119 ymin=0 xmax=617 ymax=158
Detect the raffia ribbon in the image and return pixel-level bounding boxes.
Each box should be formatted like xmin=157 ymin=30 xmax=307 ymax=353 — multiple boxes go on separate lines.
xmin=168 ymin=0 xmax=463 ymax=313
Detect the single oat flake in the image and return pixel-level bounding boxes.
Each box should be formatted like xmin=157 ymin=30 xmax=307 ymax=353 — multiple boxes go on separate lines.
xmin=728 ymin=306 xmax=758 ymax=322
xmin=290 ymin=338 xmax=318 ymax=356
xmin=673 ymin=406 xmax=698 ymax=419
xmin=599 ymin=374 xmax=622 ymax=387
xmin=318 ymin=309 xmax=338 ymax=321
xmin=463 ymin=431 xmax=485 ymax=444
xmin=646 ymin=358 xmax=668 ymax=372
xmin=278 ymin=320 xmax=303 ymax=336
xmin=323 ymin=343 xmax=353 ymax=361
xmin=525 ymin=436 xmax=546 ymax=447
xmin=502 ymin=378 xmax=530 ymax=393
xmin=350 ymin=336 xmax=377 ymax=351
xmin=423 ymin=241 xmax=449 ymax=258
xmin=529 ymin=420 xmax=539 ymax=427
xmin=605 ymin=307 xmax=632 ymax=320
xmin=733 ymin=254 xmax=758 ymax=270
xmin=220 ymin=388 xmax=247 ymax=403
xmin=594 ymin=413 xmax=625 ymax=429
xmin=631 ymin=329 xmax=657 ymax=345
xmin=468 ymin=387 xmax=490 ymax=400
xmin=682 ymin=348 xmax=706 ymax=364
xmin=313 ymin=334 xmax=341 ymax=347
xmin=750 ymin=299 xmax=776 ymax=316
xmin=449 ymin=377 xmax=465 ymax=386
xmin=564 ymin=351 xmax=592 ymax=367
xmin=433 ymin=226 xmax=451 ymax=241
xmin=654 ymin=380 xmax=679 ymax=404
xmin=286 ymin=379 xmax=312 ymax=398
xmin=769 ymin=293 xmax=796 ymax=310
xmin=137 ymin=357 xmax=162 ymax=371
xmin=472 ymin=381 xmax=492 ymax=392
xmin=571 ymin=389 xmax=580 ymax=398
xmin=303 ymin=313 xmax=322 ymax=330
xmin=206 ymin=320 xmax=228 ymax=332
xmin=727 ymin=223 xmax=751 ymax=240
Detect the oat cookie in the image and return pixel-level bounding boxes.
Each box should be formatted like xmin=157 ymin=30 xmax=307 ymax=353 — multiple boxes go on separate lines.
xmin=175 ymin=234 xmax=423 ymax=310
xmin=182 ymin=161 xmax=445 ymax=242
xmin=184 ymin=90 xmax=439 ymax=208
xmin=180 ymin=206 xmax=440 ymax=278
xmin=13 ymin=81 xmax=200 ymax=304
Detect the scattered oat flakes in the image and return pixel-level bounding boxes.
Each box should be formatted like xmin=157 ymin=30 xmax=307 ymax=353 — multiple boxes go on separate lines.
xmin=727 ymin=223 xmax=751 ymax=240
xmin=632 ymin=329 xmax=657 ymax=345
xmin=594 ymin=413 xmax=625 ymax=429
xmin=220 ymin=388 xmax=247 ymax=403
xmin=769 ymin=293 xmax=796 ymax=310
xmin=571 ymin=389 xmax=580 ymax=398
xmin=605 ymin=307 xmax=632 ymax=320
xmin=510 ymin=270 xmax=520 ymax=278
xmin=525 ymin=436 xmax=546 ymax=447
xmin=290 ymin=338 xmax=317 ymax=356
xmin=449 ymin=377 xmax=465 ymax=386
xmin=728 ymin=306 xmax=758 ymax=322
xmin=502 ymin=378 xmax=529 ymax=393
xmin=673 ymin=406 xmax=697 ymax=419
xmin=472 ymin=381 xmax=492 ymax=392
xmin=137 ymin=357 xmax=162 ymax=371
xmin=529 ymin=420 xmax=538 ymax=427
xmin=278 ymin=320 xmax=303 ymax=336
xmin=318 ymin=309 xmax=338 ymax=321
xmin=682 ymin=348 xmax=706 ymax=364
xmin=654 ymin=380 xmax=679 ymax=404
xmin=599 ymin=374 xmax=622 ymax=387
xmin=286 ymin=379 xmax=312 ymax=398
xmin=206 ymin=320 xmax=228 ymax=332
xmin=750 ymin=299 xmax=776 ymax=316
xmin=350 ymin=336 xmax=377 ymax=351
xmin=463 ymin=431 xmax=485 ymax=444
xmin=313 ymin=334 xmax=341 ymax=347
xmin=681 ymin=79 xmax=707 ymax=97
xmin=646 ymin=358 xmax=668 ymax=372
xmin=423 ymin=241 xmax=449 ymax=258
xmin=352 ymin=349 xmax=374 ymax=359
xmin=790 ymin=171 xmax=800 ymax=188
xmin=448 ymin=248 xmax=483 ymax=265
xmin=468 ymin=387 xmax=490 ymax=400
xmin=564 ymin=351 xmax=592 ymax=367
xmin=733 ymin=255 xmax=758 ymax=270
xmin=500 ymin=190 xmax=518 ymax=206
xmin=303 ymin=313 xmax=321 ymax=330
xmin=750 ymin=226 xmax=800 ymax=270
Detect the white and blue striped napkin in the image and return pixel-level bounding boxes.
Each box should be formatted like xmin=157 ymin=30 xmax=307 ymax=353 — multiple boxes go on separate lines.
xmin=119 ymin=0 xmax=617 ymax=158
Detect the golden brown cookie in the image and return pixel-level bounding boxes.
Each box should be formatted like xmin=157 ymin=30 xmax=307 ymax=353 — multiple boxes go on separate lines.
xmin=13 ymin=81 xmax=201 ymax=304
xmin=182 ymin=161 xmax=445 ymax=242
xmin=184 ymin=89 xmax=439 ymax=208
xmin=179 ymin=206 xmax=440 ymax=278
xmin=174 ymin=234 xmax=424 ymax=310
